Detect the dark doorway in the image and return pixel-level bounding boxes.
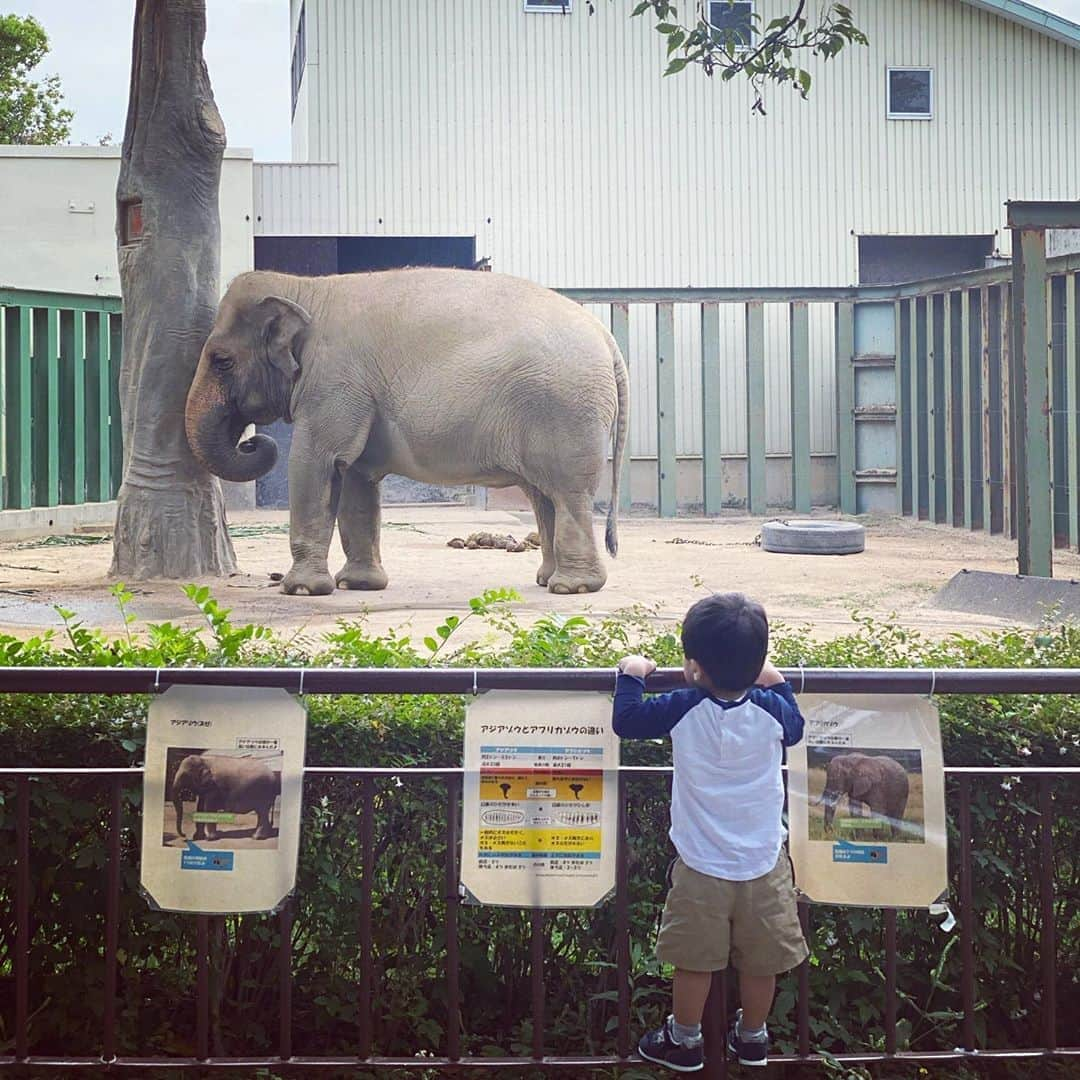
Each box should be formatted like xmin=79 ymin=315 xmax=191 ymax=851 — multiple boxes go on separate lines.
xmin=251 ymin=234 xmax=477 ymax=508
xmin=858 ymin=235 xmax=995 ymax=286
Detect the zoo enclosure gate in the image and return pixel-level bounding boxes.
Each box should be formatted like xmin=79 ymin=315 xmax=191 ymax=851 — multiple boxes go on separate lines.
xmin=0 ymin=664 xmax=1076 ymax=1077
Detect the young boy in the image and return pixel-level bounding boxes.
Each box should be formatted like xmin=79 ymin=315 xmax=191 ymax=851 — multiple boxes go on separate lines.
xmin=613 ymin=592 xmax=808 ymax=1072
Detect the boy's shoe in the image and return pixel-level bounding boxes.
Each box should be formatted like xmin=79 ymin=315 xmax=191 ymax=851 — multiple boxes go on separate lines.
xmin=727 ymin=1008 xmax=769 ymax=1067
xmin=637 ymin=1017 xmax=704 ymax=1073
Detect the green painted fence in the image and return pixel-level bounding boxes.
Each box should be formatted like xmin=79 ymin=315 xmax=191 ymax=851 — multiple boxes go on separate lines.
xmin=0 ymin=289 xmax=123 ymax=511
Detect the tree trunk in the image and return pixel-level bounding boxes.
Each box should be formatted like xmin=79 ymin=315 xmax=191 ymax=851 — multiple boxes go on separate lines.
xmin=110 ymin=0 xmax=236 ymax=579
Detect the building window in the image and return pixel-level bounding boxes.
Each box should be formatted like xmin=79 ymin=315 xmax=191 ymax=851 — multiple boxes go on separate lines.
xmin=524 ymin=0 xmax=571 ymax=11
xmin=887 ymin=68 xmax=932 ymax=120
xmin=291 ymin=2 xmax=306 ymax=118
xmin=709 ymin=1 xmax=754 ymax=51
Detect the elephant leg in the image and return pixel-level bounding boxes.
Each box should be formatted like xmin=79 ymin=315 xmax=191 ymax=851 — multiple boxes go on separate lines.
xmin=254 ymin=805 xmax=272 ymax=840
xmin=336 ymin=466 xmax=389 ymax=591
xmin=547 ymin=491 xmax=606 ymax=594
xmin=193 ymin=797 xmax=207 ymax=842
xmin=522 ymin=484 xmax=556 ymax=587
xmin=282 ymin=432 xmax=341 ymax=596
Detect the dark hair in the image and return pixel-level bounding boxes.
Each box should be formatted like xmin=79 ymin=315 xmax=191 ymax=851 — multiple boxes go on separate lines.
xmin=680 ymin=592 xmax=769 ymax=693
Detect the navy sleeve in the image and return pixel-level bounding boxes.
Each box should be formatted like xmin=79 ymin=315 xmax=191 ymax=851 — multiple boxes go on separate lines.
xmin=612 ymin=674 xmax=705 ymax=739
xmin=749 ymin=681 xmax=805 ymax=747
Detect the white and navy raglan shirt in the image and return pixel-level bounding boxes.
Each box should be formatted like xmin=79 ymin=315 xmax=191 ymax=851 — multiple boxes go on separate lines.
xmin=614 ymin=674 xmax=805 ymax=882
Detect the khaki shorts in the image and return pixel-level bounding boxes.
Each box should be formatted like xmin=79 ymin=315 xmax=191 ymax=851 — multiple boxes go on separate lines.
xmin=655 ymin=851 xmax=809 ymax=976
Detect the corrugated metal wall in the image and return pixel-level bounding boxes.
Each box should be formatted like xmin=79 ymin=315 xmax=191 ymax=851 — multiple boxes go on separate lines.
xmin=266 ymin=0 xmax=1078 ymax=461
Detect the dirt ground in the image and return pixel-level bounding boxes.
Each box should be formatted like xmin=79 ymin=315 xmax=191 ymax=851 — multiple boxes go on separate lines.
xmin=0 ymin=505 xmax=1074 ymax=646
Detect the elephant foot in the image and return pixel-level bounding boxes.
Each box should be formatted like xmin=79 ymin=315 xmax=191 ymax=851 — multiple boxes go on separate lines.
xmin=535 ymin=560 xmax=555 ymax=588
xmin=547 ymin=571 xmax=606 ymax=595
xmin=281 ymin=567 xmax=336 ymax=596
xmin=336 ymin=562 xmax=389 ymax=591
xmin=253 ymin=828 xmax=273 ymax=841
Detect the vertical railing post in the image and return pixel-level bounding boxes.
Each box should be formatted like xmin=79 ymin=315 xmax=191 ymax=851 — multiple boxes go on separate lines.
xmin=835 ymin=302 xmax=856 ymax=514
xmin=1067 ymin=271 xmax=1080 ymax=550
xmin=1008 ymin=205 xmax=1054 ymax=576
xmin=701 ymin=302 xmax=724 ymax=514
xmin=958 ymin=774 xmax=977 ymax=1053
xmin=5 ymin=306 xmax=33 ymax=509
xmin=615 ymin=771 xmax=631 ymax=1061
xmin=15 ymin=776 xmax=30 ymax=1061
xmin=789 ymin=302 xmax=812 ymax=513
xmin=1037 ymin=777 xmax=1057 ymax=1051
xmin=884 ymin=910 xmax=898 ymax=1055
xmin=610 ymin=303 xmax=633 ymax=515
xmin=656 ymin=303 xmax=677 ymax=518
xmin=961 ymin=290 xmax=975 ymax=530
xmin=445 ymin=773 xmax=462 ymax=1061
xmin=359 ymin=776 xmax=374 ymax=1059
xmin=530 ymin=909 xmax=545 ymax=1061
xmin=278 ymin=900 xmax=294 ymax=1062
xmin=928 ymin=295 xmax=940 ymax=523
xmin=103 ymin=777 xmax=122 ymax=1064
xmin=980 ymin=286 xmax=993 ymax=531
xmin=59 ymin=308 xmax=87 ymax=506
xmin=894 ymin=300 xmax=909 ymax=516
xmin=31 ymin=307 xmax=61 ymax=508
xmin=745 ymin=301 xmax=767 ymax=513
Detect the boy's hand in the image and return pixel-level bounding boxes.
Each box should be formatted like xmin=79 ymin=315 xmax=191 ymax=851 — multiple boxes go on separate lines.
xmin=618 ymin=654 xmax=657 ymax=680
xmin=757 ymin=660 xmax=785 ymax=687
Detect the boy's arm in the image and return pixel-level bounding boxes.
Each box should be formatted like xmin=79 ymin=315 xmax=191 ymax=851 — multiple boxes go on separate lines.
xmin=613 ymin=674 xmax=702 ymax=739
xmin=749 ymin=679 xmax=805 ymax=747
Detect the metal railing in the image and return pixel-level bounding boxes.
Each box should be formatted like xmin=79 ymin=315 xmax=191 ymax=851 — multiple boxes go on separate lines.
xmin=0 ymin=288 xmax=123 ymax=511
xmin=0 ymin=665 xmax=1077 ymax=1075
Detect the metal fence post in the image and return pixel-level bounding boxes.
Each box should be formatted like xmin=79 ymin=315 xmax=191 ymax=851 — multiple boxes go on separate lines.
xmin=835 ymin=302 xmax=856 ymax=514
xmin=656 ymin=303 xmax=677 ymax=518
xmin=1006 ymin=202 xmax=1080 ymax=576
xmin=789 ymin=302 xmax=812 ymax=513
xmin=701 ymin=302 xmax=724 ymax=514
xmin=746 ymin=302 xmax=767 ymax=513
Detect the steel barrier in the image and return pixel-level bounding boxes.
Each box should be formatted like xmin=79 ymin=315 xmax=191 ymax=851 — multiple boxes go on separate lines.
xmin=0 ymin=666 xmax=1077 ymax=1076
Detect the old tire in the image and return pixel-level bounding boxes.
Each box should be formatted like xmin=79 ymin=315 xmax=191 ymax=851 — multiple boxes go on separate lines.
xmin=761 ymin=519 xmax=865 ymax=555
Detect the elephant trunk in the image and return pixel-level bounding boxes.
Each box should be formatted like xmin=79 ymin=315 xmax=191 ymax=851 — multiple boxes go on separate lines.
xmin=184 ymin=374 xmax=278 ymax=483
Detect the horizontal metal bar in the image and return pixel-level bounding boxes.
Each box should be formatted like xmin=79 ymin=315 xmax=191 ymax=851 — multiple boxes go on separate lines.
xmin=1006 ymin=200 xmax=1080 ymax=229
xmin=1 ymin=764 xmax=1076 ymax=777
xmin=7 ymin=665 xmax=1080 ymax=695
xmin=558 ymin=254 xmax=1080 ymax=306
xmin=0 ymin=288 xmax=123 ymax=314
xmin=3 ymin=1047 xmax=1078 ymax=1069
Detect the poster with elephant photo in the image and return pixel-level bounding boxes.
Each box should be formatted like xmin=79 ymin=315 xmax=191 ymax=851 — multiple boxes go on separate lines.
xmin=162 ymin=747 xmax=283 ymax=851
xmin=787 ymin=694 xmax=947 ymax=909
xmin=141 ymin=686 xmax=307 ymax=914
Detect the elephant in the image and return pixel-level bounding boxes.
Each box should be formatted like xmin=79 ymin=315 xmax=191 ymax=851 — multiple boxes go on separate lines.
xmin=171 ymin=753 xmax=281 ymax=842
xmin=184 ymin=268 xmax=630 ymax=596
xmin=812 ymin=752 xmax=909 ymax=837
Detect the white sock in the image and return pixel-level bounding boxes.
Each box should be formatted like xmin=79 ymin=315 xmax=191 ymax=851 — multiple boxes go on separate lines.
xmin=737 ymin=1018 xmax=768 ymax=1041
xmin=670 ymin=1016 xmax=703 ymax=1045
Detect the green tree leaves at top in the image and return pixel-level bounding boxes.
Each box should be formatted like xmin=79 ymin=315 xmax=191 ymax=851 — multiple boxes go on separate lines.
xmin=0 ymin=13 xmax=73 ymax=144
xmin=592 ymin=0 xmax=868 ymax=114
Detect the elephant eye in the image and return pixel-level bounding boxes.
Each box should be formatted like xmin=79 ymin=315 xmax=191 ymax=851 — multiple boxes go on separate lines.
xmin=211 ymin=352 xmax=235 ymax=371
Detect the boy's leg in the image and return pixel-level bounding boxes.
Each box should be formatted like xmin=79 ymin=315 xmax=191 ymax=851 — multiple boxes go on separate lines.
xmin=673 ymin=968 xmax=713 ymax=1027
xmin=736 ymin=972 xmax=775 ymax=1031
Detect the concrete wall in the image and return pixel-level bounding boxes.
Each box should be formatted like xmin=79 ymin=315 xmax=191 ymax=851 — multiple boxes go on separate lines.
xmin=0 ymin=146 xmax=255 ymax=297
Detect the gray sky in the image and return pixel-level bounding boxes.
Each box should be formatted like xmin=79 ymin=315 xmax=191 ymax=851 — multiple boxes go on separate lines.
xmin=11 ymin=0 xmax=1080 ymax=162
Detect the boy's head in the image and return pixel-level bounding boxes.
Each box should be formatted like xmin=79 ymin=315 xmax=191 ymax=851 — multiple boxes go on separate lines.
xmin=681 ymin=592 xmax=769 ymax=694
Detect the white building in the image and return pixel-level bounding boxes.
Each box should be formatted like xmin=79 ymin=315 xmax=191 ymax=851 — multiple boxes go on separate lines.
xmin=253 ymin=0 xmax=1079 ymax=509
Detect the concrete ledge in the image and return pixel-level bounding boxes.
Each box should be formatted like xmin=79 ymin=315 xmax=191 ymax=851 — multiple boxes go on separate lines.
xmin=0 ymin=501 xmax=117 ymax=542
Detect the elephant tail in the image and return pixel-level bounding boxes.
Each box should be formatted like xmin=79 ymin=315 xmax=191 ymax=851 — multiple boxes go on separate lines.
xmin=606 ymin=335 xmax=630 ymax=558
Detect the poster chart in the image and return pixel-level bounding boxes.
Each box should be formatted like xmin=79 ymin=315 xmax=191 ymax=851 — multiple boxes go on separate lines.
xmin=787 ymin=694 xmax=948 ymax=908
xmin=141 ymin=685 xmax=307 ymax=914
xmin=461 ymin=691 xmax=619 ymax=908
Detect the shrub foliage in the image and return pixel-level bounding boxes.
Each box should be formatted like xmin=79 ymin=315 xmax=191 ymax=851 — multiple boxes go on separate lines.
xmin=0 ymin=586 xmax=1077 ymax=1078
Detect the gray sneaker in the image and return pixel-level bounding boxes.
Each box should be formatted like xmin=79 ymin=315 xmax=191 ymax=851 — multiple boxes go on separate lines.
xmin=637 ymin=1016 xmax=705 ymax=1072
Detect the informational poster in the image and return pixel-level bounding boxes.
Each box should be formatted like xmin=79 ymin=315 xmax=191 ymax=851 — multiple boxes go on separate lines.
xmin=788 ymin=694 xmax=948 ymax=909
xmin=461 ymin=691 xmax=619 ymax=908
xmin=141 ymin=686 xmax=307 ymax=914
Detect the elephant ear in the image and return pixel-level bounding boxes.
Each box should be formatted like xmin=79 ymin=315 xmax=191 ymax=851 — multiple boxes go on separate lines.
xmin=850 ymin=768 xmax=874 ymax=801
xmin=257 ymin=295 xmax=311 ymax=382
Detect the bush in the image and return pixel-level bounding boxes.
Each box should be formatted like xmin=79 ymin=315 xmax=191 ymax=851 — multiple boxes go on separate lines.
xmin=0 ymin=587 xmax=1076 ymax=1079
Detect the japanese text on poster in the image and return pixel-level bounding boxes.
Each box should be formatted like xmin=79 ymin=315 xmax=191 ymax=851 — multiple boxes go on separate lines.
xmin=141 ymin=686 xmax=307 ymax=914
xmin=461 ymin=691 xmax=618 ymax=908
xmin=787 ymin=694 xmax=947 ymax=908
